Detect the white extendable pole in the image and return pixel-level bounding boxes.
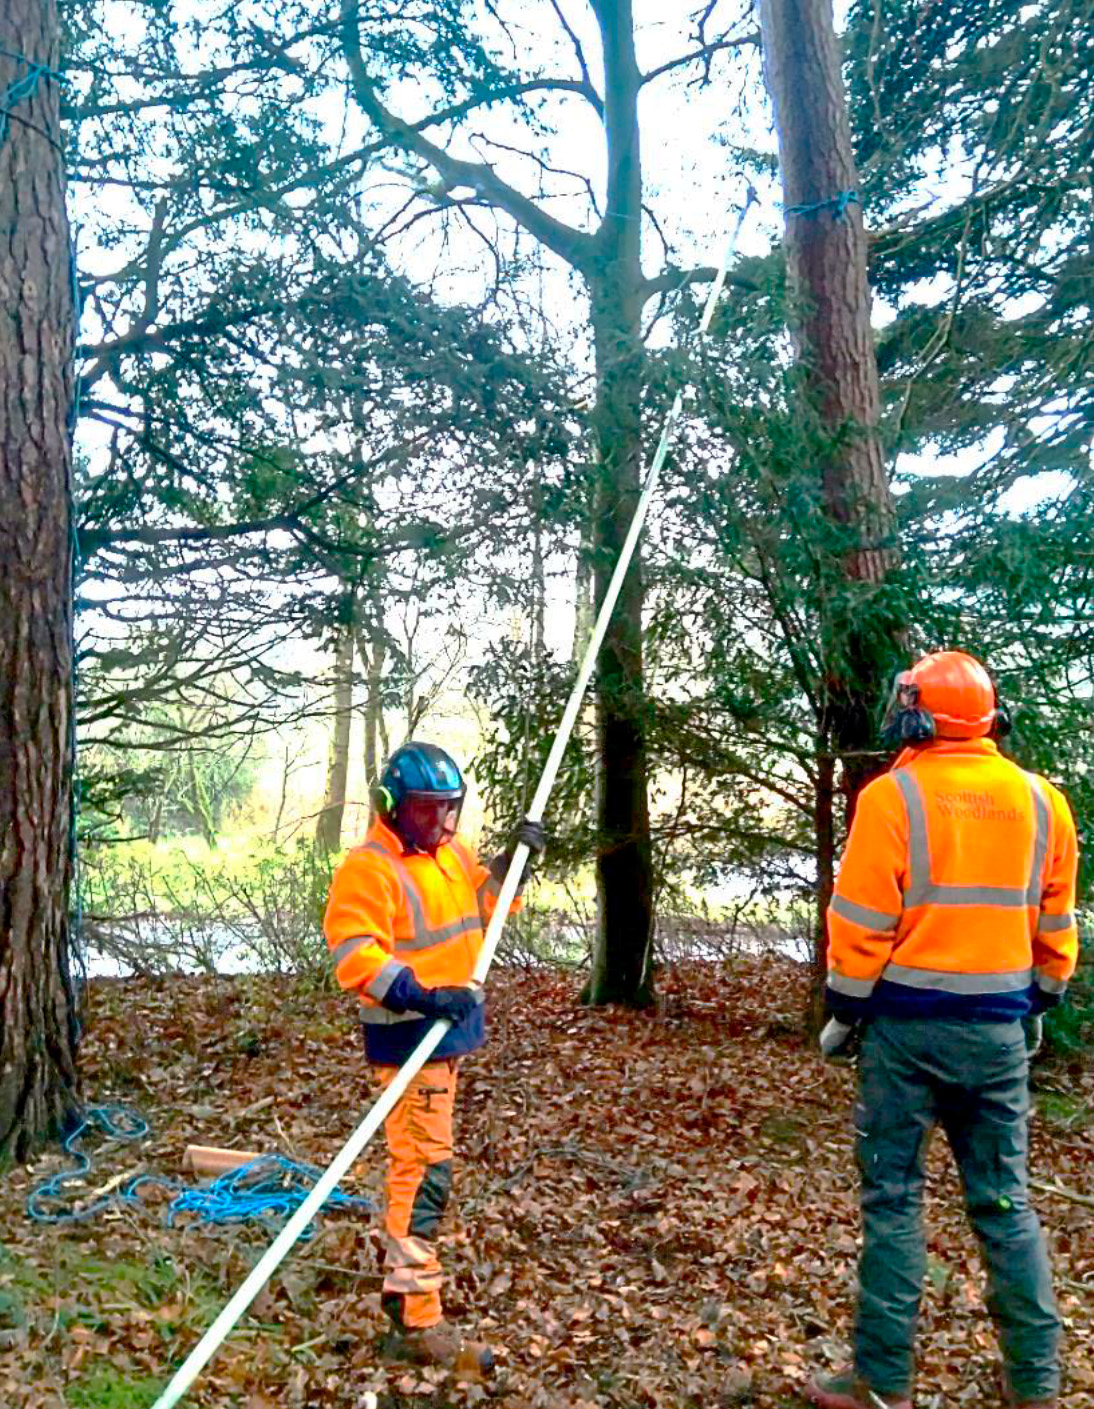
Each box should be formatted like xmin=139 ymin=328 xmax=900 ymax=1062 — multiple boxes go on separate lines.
xmin=151 ymin=196 xmax=752 ymax=1409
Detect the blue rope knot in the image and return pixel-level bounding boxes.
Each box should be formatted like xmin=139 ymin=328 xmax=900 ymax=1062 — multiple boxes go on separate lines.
xmin=0 ymin=44 xmax=68 ymax=150
xmin=785 ymin=189 xmax=860 ymax=221
xmin=26 ymin=1104 xmax=374 ymax=1237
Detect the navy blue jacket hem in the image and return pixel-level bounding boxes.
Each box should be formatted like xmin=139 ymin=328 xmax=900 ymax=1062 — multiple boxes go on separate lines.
xmin=860 ymin=979 xmax=1034 ymax=1023
xmin=362 ymin=1004 xmax=485 ymax=1066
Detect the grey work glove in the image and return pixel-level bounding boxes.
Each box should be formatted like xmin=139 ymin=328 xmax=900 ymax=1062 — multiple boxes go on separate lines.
xmin=1023 ymin=1013 xmax=1044 ymax=1058
xmin=819 ymin=1018 xmax=858 ymax=1063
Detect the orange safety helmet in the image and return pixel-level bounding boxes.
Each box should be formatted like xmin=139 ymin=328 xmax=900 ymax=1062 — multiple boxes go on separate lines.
xmin=882 ymin=650 xmax=1009 ymax=745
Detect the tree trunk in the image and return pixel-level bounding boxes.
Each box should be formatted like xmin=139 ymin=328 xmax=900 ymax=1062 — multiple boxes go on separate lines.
xmin=811 ymin=749 xmax=836 ymax=1027
xmin=316 ymin=618 xmax=355 ymax=853
xmin=273 ymin=741 xmax=294 ymax=842
xmin=530 ymin=490 xmax=546 ymax=664
xmin=355 ymin=618 xmax=387 ymax=819
xmin=758 ymin=0 xmax=904 ymax=985
xmin=186 ymin=750 xmax=217 ymax=847
xmin=583 ymin=0 xmax=654 ymax=1007
xmin=570 ymin=485 xmax=597 ymax=666
xmin=0 ymin=1 xmax=81 ymax=1161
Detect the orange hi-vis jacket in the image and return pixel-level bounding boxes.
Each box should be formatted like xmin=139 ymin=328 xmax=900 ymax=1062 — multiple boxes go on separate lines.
xmin=324 ymin=818 xmax=520 ymax=1064
xmin=826 ymin=738 xmax=1079 ymax=1023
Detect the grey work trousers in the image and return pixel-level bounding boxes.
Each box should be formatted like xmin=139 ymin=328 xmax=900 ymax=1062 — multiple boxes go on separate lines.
xmin=852 ymin=1015 xmax=1060 ymax=1401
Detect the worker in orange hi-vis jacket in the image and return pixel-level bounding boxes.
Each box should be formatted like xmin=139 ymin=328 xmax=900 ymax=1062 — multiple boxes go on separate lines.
xmin=805 ymin=652 xmax=1079 ymax=1409
xmin=324 ymin=741 xmax=544 ymax=1374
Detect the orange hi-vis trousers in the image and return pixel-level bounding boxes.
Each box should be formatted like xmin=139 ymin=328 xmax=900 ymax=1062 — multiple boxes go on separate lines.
xmin=376 ymin=1060 xmax=458 ymax=1330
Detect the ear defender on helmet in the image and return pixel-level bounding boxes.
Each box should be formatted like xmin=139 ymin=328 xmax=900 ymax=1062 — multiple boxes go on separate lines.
xmin=372 ymin=782 xmax=396 ymax=816
xmin=881 ymin=675 xmax=937 ymax=747
xmin=883 ymin=705 xmax=937 ymax=747
xmin=991 ymin=702 xmax=1013 ymax=739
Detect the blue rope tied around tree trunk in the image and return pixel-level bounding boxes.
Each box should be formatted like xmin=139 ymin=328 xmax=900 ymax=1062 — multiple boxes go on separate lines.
xmin=26 ymin=1105 xmax=374 ymax=1236
xmin=0 ymin=45 xmax=67 ymax=151
xmin=785 ymin=189 xmax=860 ymax=220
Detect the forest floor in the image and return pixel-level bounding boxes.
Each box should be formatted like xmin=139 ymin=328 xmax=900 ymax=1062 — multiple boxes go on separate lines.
xmin=2 ymin=959 xmax=1093 ymax=1409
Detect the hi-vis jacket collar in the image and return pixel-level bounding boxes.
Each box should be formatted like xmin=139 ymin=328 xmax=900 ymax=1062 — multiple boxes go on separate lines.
xmin=892 ymin=737 xmax=1001 ymax=770
xmin=371 ymin=815 xmax=423 ymax=858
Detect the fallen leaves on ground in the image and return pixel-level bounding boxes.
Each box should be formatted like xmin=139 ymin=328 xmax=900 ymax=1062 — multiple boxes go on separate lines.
xmin=2 ymin=959 xmax=1092 ymax=1409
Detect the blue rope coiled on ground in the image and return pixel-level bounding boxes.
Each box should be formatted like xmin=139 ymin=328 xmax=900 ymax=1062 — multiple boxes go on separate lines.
xmin=27 ymin=1105 xmax=151 ymax=1223
xmin=164 ymin=1153 xmax=374 ymax=1234
xmin=26 ymin=1105 xmax=373 ymax=1237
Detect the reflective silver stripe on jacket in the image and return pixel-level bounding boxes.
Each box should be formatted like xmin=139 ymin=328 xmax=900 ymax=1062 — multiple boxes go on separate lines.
xmin=330 ymin=934 xmax=373 ymax=968
xmin=1038 ymin=912 xmax=1075 ymax=934
xmin=359 ymin=1007 xmax=424 ymax=1026
xmin=892 ymin=769 xmax=1049 ymax=911
xmin=827 ymin=971 xmax=877 ymax=997
xmin=393 ymin=914 xmax=482 ymax=953
xmin=366 ymin=958 xmax=407 ymax=1002
xmin=361 ymin=842 xmax=481 ymax=954
xmin=881 ymin=963 xmax=1033 ymax=994
xmin=1027 ymin=778 xmax=1050 ymax=907
xmin=829 ymin=894 xmax=899 ymax=933
xmin=1034 ymin=970 xmax=1068 ymax=995
xmin=363 ymin=843 xmax=427 ymax=938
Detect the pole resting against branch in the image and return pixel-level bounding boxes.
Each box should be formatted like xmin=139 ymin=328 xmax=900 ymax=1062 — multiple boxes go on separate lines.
xmin=150 ymin=193 xmax=755 ymax=1409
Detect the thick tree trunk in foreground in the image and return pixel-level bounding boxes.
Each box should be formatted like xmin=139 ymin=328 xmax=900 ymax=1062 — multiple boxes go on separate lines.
xmin=583 ymin=0 xmax=654 ymax=1007
xmin=316 ymin=620 xmax=355 ymax=853
xmin=0 ymin=0 xmax=81 ymax=1160
xmin=758 ymin=0 xmax=903 ymax=989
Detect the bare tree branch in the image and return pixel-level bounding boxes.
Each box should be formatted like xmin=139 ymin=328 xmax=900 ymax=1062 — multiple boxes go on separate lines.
xmin=548 ymin=0 xmax=602 ymax=109
xmin=642 ymin=31 xmax=760 ymax=86
xmin=338 ymin=0 xmax=597 ymax=274
xmin=638 ymin=264 xmax=760 ymax=302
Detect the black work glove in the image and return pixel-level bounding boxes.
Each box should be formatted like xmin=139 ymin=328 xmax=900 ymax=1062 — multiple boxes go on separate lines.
xmin=383 ymin=968 xmax=480 ymax=1023
xmin=489 ymin=818 xmax=547 ymax=885
xmin=416 ymin=985 xmax=480 ymax=1023
xmin=514 ymin=818 xmax=547 ymax=857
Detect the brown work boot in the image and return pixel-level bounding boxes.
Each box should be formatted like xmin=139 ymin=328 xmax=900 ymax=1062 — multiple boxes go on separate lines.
xmin=381 ymin=1319 xmax=495 ymax=1378
xmin=804 ymin=1366 xmax=911 ymax=1409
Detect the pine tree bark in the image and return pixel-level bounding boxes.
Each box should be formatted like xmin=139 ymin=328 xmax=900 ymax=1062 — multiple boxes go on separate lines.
xmin=757 ymin=0 xmax=903 ymax=986
xmin=316 ymin=617 xmax=355 ymax=853
xmin=0 ymin=0 xmax=81 ymax=1161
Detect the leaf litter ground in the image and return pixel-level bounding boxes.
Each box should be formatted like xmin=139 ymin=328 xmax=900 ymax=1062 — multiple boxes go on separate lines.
xmin=2 ymin=959 xmax=1092 ymax=1409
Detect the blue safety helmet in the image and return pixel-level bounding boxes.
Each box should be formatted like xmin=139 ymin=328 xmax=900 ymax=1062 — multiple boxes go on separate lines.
xmin=375 ymin=742 xmax=466 ymax=854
